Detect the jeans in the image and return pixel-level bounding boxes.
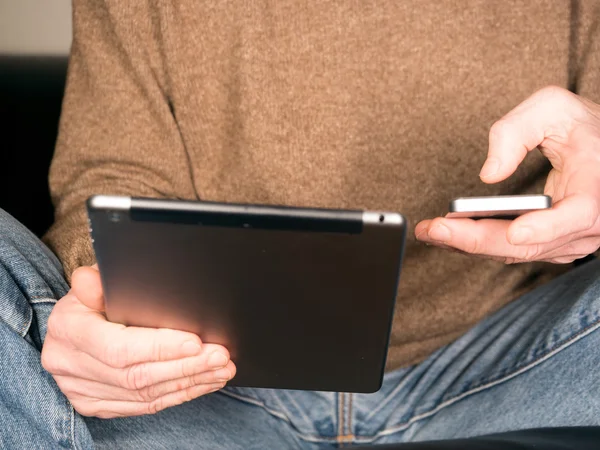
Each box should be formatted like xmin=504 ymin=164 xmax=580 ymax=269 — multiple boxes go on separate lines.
xmin=1 ymin=206 xmax=599 ymax=450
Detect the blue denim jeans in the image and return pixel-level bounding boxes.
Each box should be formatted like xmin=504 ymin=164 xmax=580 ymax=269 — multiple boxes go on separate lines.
xmin=1 ymin=206 xmax=600 ymax=449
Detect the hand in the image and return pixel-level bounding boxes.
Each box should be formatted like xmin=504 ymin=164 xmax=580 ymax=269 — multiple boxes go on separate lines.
xmin=41 ymin=265 xmax=236 ymax=418
xmin=416 ymin=86 xmax=600 ymax=264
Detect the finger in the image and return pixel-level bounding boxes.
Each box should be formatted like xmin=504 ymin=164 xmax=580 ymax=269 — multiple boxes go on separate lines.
xmin=480 ymin=86 xmax=579 ymax=183
xmin=113 ymin=343 xmax=231 ymax=390
xmin=71 ymin=265 xmax=105 ymax=312
xmin=55 ymin=360 xmax=236 ymax=402
xmin=69 ymin=316 xmax=206 ymax=367
xmin=415 ymin=220 xmax=433 ymax=240
xmin=417 ymin=217 xmax=551 ymax=261
xmin=535 ymin=235 xmax=600 ymax=262
xmin=507 ymin=194 xmax=600 ymax=245
xmin=420 ymin=239 xmax=510 ymax=263
xmin=72 ymin=382 xmax=227 ymax=418
xmin=46 ymin=338 xmax=231 ymax=389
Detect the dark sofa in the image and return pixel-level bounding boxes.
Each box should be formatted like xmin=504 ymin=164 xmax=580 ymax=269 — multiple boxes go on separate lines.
xmin=0 ymin=54 xmax=597 ymax=450
xmin=0 ymin=55 xmax=67 ymax=238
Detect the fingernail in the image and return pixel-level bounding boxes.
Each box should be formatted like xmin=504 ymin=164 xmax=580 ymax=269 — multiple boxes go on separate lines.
xmin=510 ymin=227 xmax=533 ymax=244
xmin=415 ymin=229 xmax=428 ymax=241
xmin=207 ymin=352 xmax=228 ymax=369
xmin=181 ymin=340 xmax=202 ymax=356
xmin=429 ymin=223 xmax=452 ymax=242
xmin=214 ymin=367 xmax=232 ymax=382
xmin=479 ymin=157 xmax=500 ymax=179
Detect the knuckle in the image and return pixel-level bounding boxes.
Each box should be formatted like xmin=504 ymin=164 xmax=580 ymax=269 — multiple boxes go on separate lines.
xmin=538 ymin=85 xmax=568 ymax=100
xmin=124 ymin=363 xmax=152 ymax=390
xmin=466 ymin=235 xmax=484 ymax=255
xmin=46 ymin=307 xmax=67 ymax=340
xmin=71 ymin=400 xmax=95 ymax=418
xmin=70 ymin=266 xmax=86 ymax=284
xmin=175 ymin=376 xmax=196 ymax=392
xmin=585 ymin=240 xmax=600 ymax=255
xmin=104 ymin=341 xmax=128 ymax=368
xmin=40 ymin=346 xmax=55 ymax=373
xmin=523 ymin=243 xmax=542 ymax=261
xmin=536 ymin=86 xmax=583 ymax=119
xmin=137 ymin=383 xmax=159 ymax=402
xmin=488 ymin=120 xmax=510 ymax=143
xmin=580 ymin=195 xmax=600 ymax=231
xmin=147 ymin=397 xmax=166 ymax=415
xmin=553 ymin=256 xmax=577 ymax=264
xmin=578 ymin=239 xmax=600 ymax=257
xmin=41 ymin=345 xmax=67 ymax=375
xmin=181 ymin=386 xmax=196 ymax=404
xmin=152 ymin=338 xmax=164 ymax=362
xmin=180 ymin=358 xmax=195 ymax=378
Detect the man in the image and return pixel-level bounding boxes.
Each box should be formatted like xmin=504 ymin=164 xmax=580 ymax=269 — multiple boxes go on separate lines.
xmin=1 ymin=0 xmax=600 ymax=448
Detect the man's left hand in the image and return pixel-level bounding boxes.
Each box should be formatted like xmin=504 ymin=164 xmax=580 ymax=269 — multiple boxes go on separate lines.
xmin=416 ymin=86 xmax=600 ymax=264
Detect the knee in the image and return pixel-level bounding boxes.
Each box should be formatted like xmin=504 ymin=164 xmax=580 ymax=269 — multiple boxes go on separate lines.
xmin=0 ymin=208 xmax=68 ymax=301
xmin=0 ymin=207 xmax=35 ymax=245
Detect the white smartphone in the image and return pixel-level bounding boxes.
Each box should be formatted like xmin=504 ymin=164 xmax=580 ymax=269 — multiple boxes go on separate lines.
xmin=447 ymin=194 xmax=552 ymax=219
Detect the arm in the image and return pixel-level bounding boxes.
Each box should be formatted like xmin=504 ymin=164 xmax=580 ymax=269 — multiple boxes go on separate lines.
xmin=41 ymin=1 xmax=235 ymax=418
xmin=43 ymin=0 xmax=196 ymax=279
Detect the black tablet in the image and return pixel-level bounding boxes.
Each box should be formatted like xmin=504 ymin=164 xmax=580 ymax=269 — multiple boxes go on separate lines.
xmin=87 ymin=195 xmax=407 ymax=393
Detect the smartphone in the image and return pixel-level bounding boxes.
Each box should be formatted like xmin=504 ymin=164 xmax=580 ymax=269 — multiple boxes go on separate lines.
xmin=446 ymin=194 xmax=552 ymax=219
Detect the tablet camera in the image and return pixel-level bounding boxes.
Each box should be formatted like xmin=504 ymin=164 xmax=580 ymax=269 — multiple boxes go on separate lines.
xmin=108 ymin=211 xmax=122 ymax=223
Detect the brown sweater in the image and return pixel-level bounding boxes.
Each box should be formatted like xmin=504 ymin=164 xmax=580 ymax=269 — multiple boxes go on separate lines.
xmin=45 ymin=0 xmax=600 ymax=371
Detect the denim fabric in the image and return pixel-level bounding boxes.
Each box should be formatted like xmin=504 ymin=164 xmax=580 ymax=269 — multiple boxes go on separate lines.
xmin=0 ymin=209 xmax=93 ymax=449
xmin=1 ymin=206 xmax=599 ymax=449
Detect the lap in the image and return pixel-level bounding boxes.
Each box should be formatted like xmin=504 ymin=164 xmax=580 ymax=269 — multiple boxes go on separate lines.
xmin=0 ymin=208 xmax=304 ymax=449
xmin=231 ymin=259 xmax=600 ymax=446
xmin=368 ymin=258 xmax=600 ymax=443
xmin=3 ymin=205 xmax=600 ymax=447
xmin=85 ymin=390 xmax=308 ymax=449
xmin=0 ymin=209 xmax=93 ymax=449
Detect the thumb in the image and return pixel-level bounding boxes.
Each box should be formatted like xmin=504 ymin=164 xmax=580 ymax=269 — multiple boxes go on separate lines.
xmin=479 ymin=86 xmax=577 ymax=184
xmin=70 ymin=264 xmax=105 ymax=312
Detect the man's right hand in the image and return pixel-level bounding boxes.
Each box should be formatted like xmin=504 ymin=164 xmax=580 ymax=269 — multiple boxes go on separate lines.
xmin=41 ymin=265 xmax=236 ymax=419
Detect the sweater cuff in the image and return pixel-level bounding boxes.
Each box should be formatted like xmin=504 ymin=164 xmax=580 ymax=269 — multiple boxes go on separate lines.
xmin=42 ymin=208 xmax=96 ymax=284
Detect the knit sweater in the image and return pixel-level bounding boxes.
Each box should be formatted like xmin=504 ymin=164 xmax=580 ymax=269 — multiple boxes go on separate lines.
xmin=45 ymin=0 xmax=600 ymax=371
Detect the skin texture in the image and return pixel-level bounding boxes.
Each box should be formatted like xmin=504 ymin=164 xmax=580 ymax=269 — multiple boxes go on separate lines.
xmin=41 ymin=265 xmax=236 ymax=419
xmin=416 ymin=86 xmax=600 ymax=265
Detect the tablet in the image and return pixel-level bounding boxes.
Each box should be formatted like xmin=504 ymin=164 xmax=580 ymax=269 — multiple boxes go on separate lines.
xmin=87 ymin=195 xmax=407 ymax=393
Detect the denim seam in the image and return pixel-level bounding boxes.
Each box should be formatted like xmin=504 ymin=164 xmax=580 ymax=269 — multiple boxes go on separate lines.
xmin=220 ymin=390 xmax=334 ymax=444
xmin=348 ymin=393 xmax=354 ymax=437
xmin=373 ymin=317 xmax=600 ymax=440
xmin=463 ymin=312 xmax=600 ymax=393
xmin=17 ymin=304 xmax=33 ymax=338
xmin=69 ymin=402 xmax=78 ymax=450
xmin=30 ymin=298 xmax=58 ymax=305
xmin=338 ymin=392 xmax=344 ymax=444
xmin=221 ymin=318 xmax=600 ymax=445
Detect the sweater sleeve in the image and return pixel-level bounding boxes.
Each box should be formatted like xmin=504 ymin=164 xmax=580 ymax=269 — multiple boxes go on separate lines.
xmin=574 ymin=1 xmax=600 ymax=102
xmin=43 ymin=0 xmax=196 ymax=281
xmin=573 ymin=1 xmax=600 ymax=259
